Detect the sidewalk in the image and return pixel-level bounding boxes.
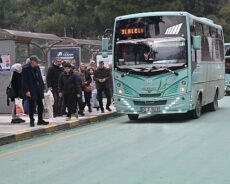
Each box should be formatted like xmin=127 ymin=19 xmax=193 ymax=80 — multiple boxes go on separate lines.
xmin=0 ymin=104 xmax=119 ymax=145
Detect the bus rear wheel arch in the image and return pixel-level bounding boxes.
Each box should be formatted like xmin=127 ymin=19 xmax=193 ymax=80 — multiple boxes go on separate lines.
xmin=207 ymin=89 xmax=218 ymax=111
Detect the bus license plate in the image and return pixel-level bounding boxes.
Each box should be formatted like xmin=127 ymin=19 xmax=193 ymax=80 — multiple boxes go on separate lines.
xmin=140 ymin=107 xmax=160 ymax=112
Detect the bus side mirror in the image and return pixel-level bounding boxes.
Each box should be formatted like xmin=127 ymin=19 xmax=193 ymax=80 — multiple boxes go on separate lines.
xmin=102 ymin=37 xmax=109 ymax=58
xmin=193 ymin=36 xmax=201 ymax=50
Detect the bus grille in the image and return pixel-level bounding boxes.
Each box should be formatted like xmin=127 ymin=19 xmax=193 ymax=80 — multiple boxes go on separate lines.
xmin=133 ymin=100 xmax=167 ymax=106
xmin=139 ymin=93 xmax=161 ymax=97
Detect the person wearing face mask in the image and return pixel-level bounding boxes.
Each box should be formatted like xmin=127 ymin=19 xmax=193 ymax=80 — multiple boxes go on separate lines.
xmin=22 ymin=55 xmax=49 ymax=127
xmin=58 ymin=62 xmax=81 ymax=121
xmin=46 ymin=56 xmax=64 ymax=117
xmin=10 ymin=63 xmax=25 ymax=124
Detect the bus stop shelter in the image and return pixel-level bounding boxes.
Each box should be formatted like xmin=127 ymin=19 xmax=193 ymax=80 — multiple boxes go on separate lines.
xmin=0 ymin=28 xmax=62 ymax=113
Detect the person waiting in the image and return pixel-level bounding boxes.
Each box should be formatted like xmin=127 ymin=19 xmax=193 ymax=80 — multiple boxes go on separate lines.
xmin=58 ymin=63 xmax=81 ymax=121
xmin=94 ymin=60 xmax=112 ymax=113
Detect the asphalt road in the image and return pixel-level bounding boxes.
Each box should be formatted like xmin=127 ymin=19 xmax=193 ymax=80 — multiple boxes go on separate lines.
xmin=1 ymin=96 xmax=230 ymax=184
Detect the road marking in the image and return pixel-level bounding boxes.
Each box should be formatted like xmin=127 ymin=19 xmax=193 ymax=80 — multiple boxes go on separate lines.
xmin=0 ymin=123 xmax=117 ymax=158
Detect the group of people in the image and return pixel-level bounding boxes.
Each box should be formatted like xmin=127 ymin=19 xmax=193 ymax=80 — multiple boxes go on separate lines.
xmin=10 ymin=56 xmax=49 ymax=127
xmin=48 ymin=57 xmax=112 ymax=120
xmin=9 ymin=55 xmax=113 ymax=127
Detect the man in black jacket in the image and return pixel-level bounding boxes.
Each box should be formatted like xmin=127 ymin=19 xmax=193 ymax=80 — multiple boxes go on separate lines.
xmin=58 ymin=62 xmax=81 ymax=121
xmin=22 ymin=55 xmax=49 ymax=127
xmin=46 ymin=57 xmax=64 ymax=117
xmin=94 ymin=61 xmax=112 ymax=113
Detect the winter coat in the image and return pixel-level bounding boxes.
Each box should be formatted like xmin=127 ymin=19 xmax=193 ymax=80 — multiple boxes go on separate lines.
xmin=46 ymin=64 xmax=64 ymax=90
xmin=11 ymin=71 xmax=23 ymax=100
xmin=58 ymin=71 xmax=81 ymax=95
xmin=94 ymin=67 xmax=111 ymax=89
xmin=79 ymin=70 xmax=92 ymax=91
xmin=22 ymin=63 xmax=45 ymax=100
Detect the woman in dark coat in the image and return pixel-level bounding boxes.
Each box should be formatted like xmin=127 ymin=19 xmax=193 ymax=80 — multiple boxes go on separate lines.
xmin=10 ymin=63 xmax=25 ymax=123
xmin=79 ymin=63 xmax=92 ymax=112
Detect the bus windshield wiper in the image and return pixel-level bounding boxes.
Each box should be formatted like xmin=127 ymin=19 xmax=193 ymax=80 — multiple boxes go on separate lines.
xmin=148 ymin=66 xmax=179 ymax=76
xmin=134 ymin=67 xmax=149 ymax=71
xmin=116 ymin=66 xmax=146 ymax=77
xmin=162 ymin=67 xmax=179 ymax=76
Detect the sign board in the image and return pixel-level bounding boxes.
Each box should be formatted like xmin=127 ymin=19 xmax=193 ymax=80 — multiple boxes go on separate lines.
xmin=0 ymin=54 xmax=11 ymax=72
xmin=0 ymin=72 xmax=12 ymax=113
xmin=96 ymin=53 xmax=112 ymax=68
xmin=49 ymin=47 xmax=81 ymax=68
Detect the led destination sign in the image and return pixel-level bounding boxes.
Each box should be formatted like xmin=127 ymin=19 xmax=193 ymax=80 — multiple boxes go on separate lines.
xmin=120 ymin=28 xmax=144 ymax=36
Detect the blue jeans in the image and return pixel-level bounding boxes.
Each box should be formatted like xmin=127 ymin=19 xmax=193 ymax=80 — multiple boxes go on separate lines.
xmin=91 ymin=89 xmax=99 ymax=107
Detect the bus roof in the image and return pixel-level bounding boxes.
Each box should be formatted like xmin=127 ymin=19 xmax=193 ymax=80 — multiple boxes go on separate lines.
xmin=225 ymin=43 xmax=230 ymax=46
xmin=115 ymin=11 xmax=222 ymax=30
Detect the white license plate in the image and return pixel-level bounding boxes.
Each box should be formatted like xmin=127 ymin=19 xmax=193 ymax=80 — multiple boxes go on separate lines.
xmin=140 ymin=107 xmax=160 ymax=112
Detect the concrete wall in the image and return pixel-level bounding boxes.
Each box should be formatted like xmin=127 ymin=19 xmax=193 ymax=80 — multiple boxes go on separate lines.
xmin=0 ymin=40 xmax=15 ymax=113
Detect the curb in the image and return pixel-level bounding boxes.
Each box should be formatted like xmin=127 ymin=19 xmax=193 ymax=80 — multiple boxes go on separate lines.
xmin=0 ymin=112 xmax=121 ymax=146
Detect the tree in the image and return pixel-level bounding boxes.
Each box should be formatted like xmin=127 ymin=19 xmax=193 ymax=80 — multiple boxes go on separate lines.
xmin=0 ymin=0 xmax=229 ymax=41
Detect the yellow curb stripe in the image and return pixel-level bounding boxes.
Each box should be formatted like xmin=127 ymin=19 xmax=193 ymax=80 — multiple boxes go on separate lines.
xmin=67 ymin=120 xmax=80 ymax=128
xmin=44 ymin=125 xmax=60 ymax=133
xmin=15 ymin=131 xmax=33 ymax=141
xmin=89 ymin=116 xmax=99 ymax=123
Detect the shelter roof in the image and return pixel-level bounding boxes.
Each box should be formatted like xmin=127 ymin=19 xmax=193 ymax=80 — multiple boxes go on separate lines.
xmin=0 ymin=29 xmax=62 ymax=49
xmin=60 ymin=37 xmax=101 ymax=46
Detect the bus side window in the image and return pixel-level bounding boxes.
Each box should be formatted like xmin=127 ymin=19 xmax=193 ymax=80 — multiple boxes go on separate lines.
xmin=217 ymin=30 xmax=223 ymax=40
xmin=226 ymin=48 xmax=230 ymax=56
xmin=194 ymin=22 xmax=203 ymax=63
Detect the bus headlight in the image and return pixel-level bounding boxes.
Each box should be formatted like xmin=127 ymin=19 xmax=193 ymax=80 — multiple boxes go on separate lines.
xmin=118 ymin=89 xmax=123 ymax=94
xmin=180 ymin=86 xmax=186 ymax=93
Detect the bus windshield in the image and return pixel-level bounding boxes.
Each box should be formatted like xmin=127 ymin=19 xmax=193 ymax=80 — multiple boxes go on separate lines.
xmin=114 ymin=16 xmax=187 ymax=68
xmin=115 ymin=37 xmax=186 ymax=66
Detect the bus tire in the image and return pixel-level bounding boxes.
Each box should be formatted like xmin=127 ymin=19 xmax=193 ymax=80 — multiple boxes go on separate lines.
xmin=190 ymin=95 xmax=202 ymax=119
xmin=226 ymin=91 xmax=230 ymax=96
xmin=128 ymin=114 xmax=139 ymax=120
xmin=207 ymin=92 xmax=218 ymax=111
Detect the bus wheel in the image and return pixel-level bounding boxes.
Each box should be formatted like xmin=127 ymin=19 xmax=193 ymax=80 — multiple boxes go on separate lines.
xmin=128 ymin=114 xmax=139 ymax=120
xmin=207 ymin=92 xmax=218 ymax=111
xmin=226 ymin=91 xmax=230 ymax=96
xmin=190 ymin=96 xmax=202 ymax=119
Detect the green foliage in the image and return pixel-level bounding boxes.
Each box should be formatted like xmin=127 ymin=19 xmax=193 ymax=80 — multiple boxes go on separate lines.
xmin=0 ymin=0 xmax=230 ymax=41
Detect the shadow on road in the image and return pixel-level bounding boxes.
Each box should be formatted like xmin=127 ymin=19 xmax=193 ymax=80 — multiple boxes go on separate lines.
xmin=125 ymin=107 xmax=227 ymax=124
xmin=126 ymin=113 xmax=193 ymax=124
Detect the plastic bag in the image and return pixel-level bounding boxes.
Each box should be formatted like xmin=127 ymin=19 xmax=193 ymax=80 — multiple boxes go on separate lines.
xmin=47 ymin=90 xmax=54 ymax=105
xmin=15 ymin=98 xmax=24 ymax=115
xmin=43 ymin=90 xmax=54 ymax=119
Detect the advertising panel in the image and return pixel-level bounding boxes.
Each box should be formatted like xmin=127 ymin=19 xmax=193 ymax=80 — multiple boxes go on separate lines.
xmin=49 ymin=47 xmax=81 ymax=68
xmin=0 ymin=54 xmax=11 ymax=72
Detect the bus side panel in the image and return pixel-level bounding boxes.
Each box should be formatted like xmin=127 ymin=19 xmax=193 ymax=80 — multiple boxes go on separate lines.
xmin=191 ymin=62 xmax=224 ymax=109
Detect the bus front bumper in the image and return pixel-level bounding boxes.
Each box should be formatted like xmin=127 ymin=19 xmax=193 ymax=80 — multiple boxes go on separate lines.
xmin=114 ymin=94 xmax=191 ymax=115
